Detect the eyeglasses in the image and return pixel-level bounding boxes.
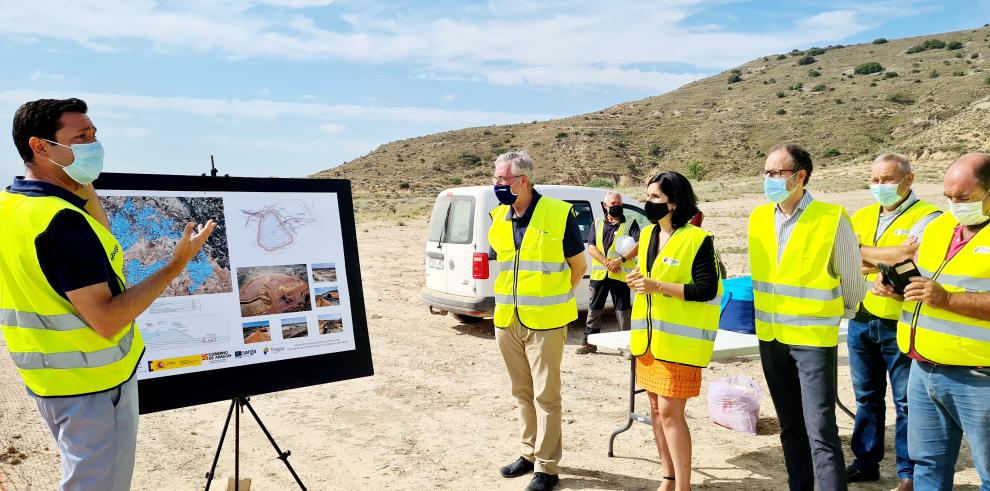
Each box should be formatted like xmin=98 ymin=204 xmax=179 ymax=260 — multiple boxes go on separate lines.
xmin=761 ymin=169 xmax=796 ymax=179
xmin=492 ymin=175 xmax=521 ymax=185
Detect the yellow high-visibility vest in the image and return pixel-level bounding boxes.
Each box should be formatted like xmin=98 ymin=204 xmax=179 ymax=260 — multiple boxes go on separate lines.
xmin=897 ymin=213 xmax=990 ymax=366
xmin=489 ymin=197 xmax=577 ymax=330
xmin=630 ymin=224 xmax=722 ymax=367
xmin=590 ymin=218 xmax=635 ymax=282
xmin=0 ymin=191 xmax=145 ymax=397
xmin=748 ymin=200 xmax=846 ymax=347
xmin=851 ymin=199 xmax=940 ymax=320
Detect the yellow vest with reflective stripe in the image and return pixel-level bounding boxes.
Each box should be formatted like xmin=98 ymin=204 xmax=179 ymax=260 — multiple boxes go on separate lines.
xmin=0 ymin=191 xmax=145 ymax=397
xmin=748 ymin=200 xmax=846 ymax=347
xmin=897 ymin=213 xmax=990 ymax=366
xmin=851 ymin=200 xmax=940 ymax=320
xmin=489 ymin=197 xmax=578 ymax=330
xmin=590 ymin=218 xmax=636 ymax=282
xmin=630 ymin=224 xmax=722 ymax=367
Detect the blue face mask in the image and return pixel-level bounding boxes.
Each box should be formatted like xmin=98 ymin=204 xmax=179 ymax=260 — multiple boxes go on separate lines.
xmin=45 ymin=139 xmax=105 ymax=186
xmin=763 ymin=174 xmax=795 ymax=203
xmin=869 ymin=178 xmax=905 ymax=208
xmin=494 ymin=177 xmax=521 ymax=205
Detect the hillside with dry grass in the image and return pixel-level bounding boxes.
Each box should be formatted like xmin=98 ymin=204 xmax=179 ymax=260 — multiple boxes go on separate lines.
xmin=314 ymin=25 xmax=990 ymax=219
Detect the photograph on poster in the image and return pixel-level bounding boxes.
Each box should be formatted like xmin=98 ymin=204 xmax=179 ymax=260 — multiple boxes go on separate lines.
xmin=238 ymin=264 xmax=312 ymax=317
xmin=318 ymin=314 xmax=343 ymax=334
xmin=311 ymin=262 xmax=337 ymax=283
xmin=242 ymin=320 xmax=272 ymax=344
xmin=281 ymin=317 xmax=309 ymax=339
xmin=314 ymin=286 xmax=340 ymax=307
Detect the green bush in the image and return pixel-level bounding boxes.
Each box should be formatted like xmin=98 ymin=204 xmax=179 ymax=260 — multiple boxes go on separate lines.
xmin=971 ymin=53 xmax=979 ymax=59
xmin=952 ymin=70 xmax=966 ymax=76
xmin=872 ymin=38 xmax=889 ymax=44
xmin=776 ymin=109 xmax=787 ymax=115
xmin=808 ymin=69 xmax=821 ymax=78
xmin=811 ymin=84 xmax=827 ymax=92
xmin=883 ymin=71 xmax=899 ymax=79
xmin=946 ymin=41 xmax=964 ymax=50
xmin=888 ymin=93 xmax=916 ymax=105
xmin=728 ymin=73 xmax=742 ymax=84
xmin=806 ymin=47 xmax=826 ymax=56
xmin=449 ymin=177 xmax=463 ymax=185
xmin=822 ymin=148 xmax=841 ymax=157
xmin=687 ymin=161 xmax=708 ymax=181
xmin=587 ymin=178 xmax=614 ymax=188
xmin=555 ymin=131 xmax=568 ymax=138
xmin=985 ymin=75 xmax=990 ymax=85
xmin=649 ymin=143 xmax=663 ymax=157
xmin=776 ymin=54 xmax=787 ymax=60
xmin=458 ymin=152 xmax=482 ymax=166
xmin=797 ymin=56 xmax=816 ymax=65
xmin=776 ymin=91 xmax=786 ymax=98
xmin=399 ymin=181 xmax=411 ymax=189
xmin=790 ymin=49 xmax=803 ymax=56
xmin=854 ymin=62 xmax=884 ymax=75
xmin=930 ymin=69 xmax=940 ymax=78
xmin=907 ymin=38 xmax=946 ymax=53
xmin=789 ymin=82 xmax=804 ymax=90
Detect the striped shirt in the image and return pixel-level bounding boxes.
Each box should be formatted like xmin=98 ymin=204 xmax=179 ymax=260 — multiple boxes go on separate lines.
xmin=774 ymin=191 xmax=866 ymax=319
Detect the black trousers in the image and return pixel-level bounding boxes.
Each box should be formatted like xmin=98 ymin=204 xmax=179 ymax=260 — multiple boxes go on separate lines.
xmin=583 ymin=278 xmax=631 ymax=343
xmin=759 ymin=339 xmax=847 ymax=491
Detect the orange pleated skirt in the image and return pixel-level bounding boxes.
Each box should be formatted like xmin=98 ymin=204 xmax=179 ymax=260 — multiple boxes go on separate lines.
xmin=636 ymin=353 xmax=702 ymax=399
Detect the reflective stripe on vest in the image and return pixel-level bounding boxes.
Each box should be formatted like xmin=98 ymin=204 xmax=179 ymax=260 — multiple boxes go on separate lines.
xmin=748 ymin=200 xmax=846 ymax=348
xmin=629 ymin=224 xmax=722 ymax=367
xmin=0 ymin=191 xmax=145 ymax=397
xmin=590 ymin=218 xmax=634 ymax=282
xmin=489 ymin=196 xmax=578 ymax=330
xmin=896 ymin=213 xmax=990 ymax=366
xmin=852 ymin=200 xmax=940 ymax=320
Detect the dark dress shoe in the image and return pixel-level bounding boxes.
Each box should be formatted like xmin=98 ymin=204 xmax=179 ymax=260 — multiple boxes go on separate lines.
xmin=845 ymin=464 xmax=880 ymax=482
xmin=524 ymin=472 xmax=559 ymax=491
xmin=499 ymin=457 xmax=534 ymax=478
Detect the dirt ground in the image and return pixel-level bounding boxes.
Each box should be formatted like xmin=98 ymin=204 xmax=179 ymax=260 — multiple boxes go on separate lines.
xmin=0 ymin=183 xmax=983 ymax=490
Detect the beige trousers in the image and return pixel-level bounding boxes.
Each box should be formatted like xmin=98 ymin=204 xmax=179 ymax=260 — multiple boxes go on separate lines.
xmin=495 ymin=314 xmax=567 ymax=475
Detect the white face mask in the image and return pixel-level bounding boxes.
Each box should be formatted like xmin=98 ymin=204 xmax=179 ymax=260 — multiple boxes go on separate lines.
xmin=948 ymin=188 xmax=990 ymax=226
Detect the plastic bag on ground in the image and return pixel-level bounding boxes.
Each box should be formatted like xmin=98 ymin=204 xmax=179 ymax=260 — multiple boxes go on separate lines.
xmin=708 ymin=375 xmax=762 ymax=435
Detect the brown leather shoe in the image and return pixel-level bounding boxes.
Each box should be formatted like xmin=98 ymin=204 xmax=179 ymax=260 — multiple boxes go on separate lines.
xmin=575 ymin=343 xmax=597 ymax=354
xmin=896 ymin=478 xmax=913 ymax=491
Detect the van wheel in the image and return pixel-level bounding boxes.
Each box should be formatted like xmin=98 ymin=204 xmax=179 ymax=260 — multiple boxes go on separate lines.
xmin=451 ymin=313 xmax=483 ymax=324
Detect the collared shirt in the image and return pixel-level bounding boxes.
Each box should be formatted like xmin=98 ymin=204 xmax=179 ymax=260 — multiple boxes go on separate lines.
xmin=875 ymin=191 xmax=942 ymax=242
xmin=6 ymin=177 xmax=121 ymax=299
xmin=774 ymin=191 xmax=866 ymax=319
xmin=488 ymin=190 xmax=585 ymax=259
xmin=586 ymin=216 xmax=641 ymax=253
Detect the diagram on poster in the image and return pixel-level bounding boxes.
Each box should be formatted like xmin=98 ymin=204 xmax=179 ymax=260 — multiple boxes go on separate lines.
xmin=100 ymin=190 xmax=357 ymax=382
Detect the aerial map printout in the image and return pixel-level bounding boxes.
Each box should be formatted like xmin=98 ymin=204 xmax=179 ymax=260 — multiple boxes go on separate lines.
xmin=100 ymin=190 xmax=356 ymax=380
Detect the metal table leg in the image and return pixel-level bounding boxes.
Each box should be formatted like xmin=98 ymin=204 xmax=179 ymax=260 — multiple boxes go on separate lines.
xmin=608 ymin=352 xmax=652 ymax=457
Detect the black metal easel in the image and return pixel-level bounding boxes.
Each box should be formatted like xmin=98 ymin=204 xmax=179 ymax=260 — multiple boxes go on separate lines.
xmin=203 ymin=396 xmax=306 ymax=490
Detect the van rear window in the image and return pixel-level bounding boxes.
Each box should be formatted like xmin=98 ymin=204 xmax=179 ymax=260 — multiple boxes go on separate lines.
xmin=427 ymin=196 xmax=475 ymax=245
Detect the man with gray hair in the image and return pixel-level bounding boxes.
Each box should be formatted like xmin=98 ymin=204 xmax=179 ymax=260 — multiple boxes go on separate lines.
xmin=489 ymin=150 xmax=586 ymax=491
xmin=576 ymin=190 xmax=639 ymax=354
xmin=846 ymin=152 xmax=941 ymax=489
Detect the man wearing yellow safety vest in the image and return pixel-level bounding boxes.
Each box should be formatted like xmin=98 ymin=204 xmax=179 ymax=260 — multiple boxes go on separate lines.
xmin=0 ymin=98 xmax=217 ymax=491
xmin=845 ymin=153 xmax=941 ymax=490
xmin=489 ymin=150 xmax=586 ymax=491
xmin=748 ymin=144 xmax=866 ymax=491
xmin=576 ymin=190 xmax=639 ymax=355
xmin=872 ymin=153 xmax=990 ymax=491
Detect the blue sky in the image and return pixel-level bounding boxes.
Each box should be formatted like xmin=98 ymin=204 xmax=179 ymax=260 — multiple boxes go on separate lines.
xmin=1 ymin=0 xmax=989 ymax=186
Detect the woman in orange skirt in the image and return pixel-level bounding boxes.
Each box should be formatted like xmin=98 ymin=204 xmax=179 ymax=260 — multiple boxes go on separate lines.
xmin=627 ymin=171 xmax=721 ymax=491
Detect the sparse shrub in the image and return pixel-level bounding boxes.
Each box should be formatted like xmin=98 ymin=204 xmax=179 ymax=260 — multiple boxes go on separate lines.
xmin=399 ymin=181 xmax=410 ymax=189
xmin=888 ymin=92 xmax=916 ymax=105
xmin=482 ymin=129 xmax=492 ymax=135
xmin=797 ymin=56 xmax=816 ymax=65
xmin=776 ymin=109 xmax=787 ymax=115
xmin=985 ymin=75 xmax=990 ymax=85
xmin=971 ymin=53 xmax=979 ymax=59
xmin=789 ymin=82 xmax=804 ymax=90
xmin=808 ymin=69 xmax=821 ymax=77
xmin=555 ymin=131 xmax=568 ymax=138
xmin=883 ymin=71 xmax=899 ymax=79
xmin=687 ymin=161 xmax=708 ymax=181
xmin=946 ymin=41 xmax=964 ymax=50
xmin=776 ymin=54 xmax=787 ymax=60
xmin=649 ymin=143 xmax=663 ymax=157
xmin=450 ymin=177 xmax=463 ymax=185
xmin=930 ymin=69 xmax=940 ymax=78
xmin=586 ymin=131 xmax=596 ymax=137
xmin=911 ymin=69 xmax=921 ymax=73
xmin=822 ymin=148 xmax=842 ymax=158
xmin=907 ymin=39 xmax=946 ymax=53
xmin=615 ymin=141 xmax=627 ymax=148
xmin=955 ymin=52 xmax=964 ymax=58
xmin=458 ymin=152 xmax=482 ymax=166
xmin=812 ymin=84 xmax=827 ymax=92
xmin=869 ymin=82 xmax=878 ymax=87
xmin=587 ymin=178 xmax=613 ymax=188
xmin=952 ymin=70 xmax=966 ymax=76
xmin=854 ymin=62 xmax=884 ymax=75
xmin=806 ymin=47 xmax=826 ymax=56
xmin=835 ymin=99 xmax=844 ymax=104
xmin=873 ymin=38 xmax=889 ymax=44
xmin=790 ymin=49 xmax=803 ymax=56
xmin=776 ymin=91 xmax=786 ymax=98
xmin=728 ymin=73 xmax=743 ymax=84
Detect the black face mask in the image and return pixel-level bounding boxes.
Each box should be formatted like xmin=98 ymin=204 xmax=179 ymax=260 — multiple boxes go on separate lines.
xmin=644 ymin=201 xmax=670 ymax=223
xmin=606 ymin=205 xmax=624 ymax=218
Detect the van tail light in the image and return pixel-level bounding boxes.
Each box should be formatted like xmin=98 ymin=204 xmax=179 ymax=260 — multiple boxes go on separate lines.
xmin=473 ymin=253 xmax=490 ymax=279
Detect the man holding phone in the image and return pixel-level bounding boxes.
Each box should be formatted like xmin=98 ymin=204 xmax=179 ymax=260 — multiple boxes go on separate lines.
xmin=847 ymin=154 xmax=940 ymax=489
xmin=873 ymin=152 xmax=990 ymax=491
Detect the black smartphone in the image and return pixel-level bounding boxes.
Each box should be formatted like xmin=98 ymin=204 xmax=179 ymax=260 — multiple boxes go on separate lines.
xmin=878 ymin=259 xmax=922 ymax=296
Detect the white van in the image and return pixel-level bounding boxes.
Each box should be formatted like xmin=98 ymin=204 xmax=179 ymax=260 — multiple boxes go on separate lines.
xmin=421 ymin=185 xmax=647 ymax=323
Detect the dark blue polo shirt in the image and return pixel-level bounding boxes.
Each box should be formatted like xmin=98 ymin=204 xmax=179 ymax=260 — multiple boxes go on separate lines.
xmin=488 ymin=190 xmax=585 ymax=259
xmin=7 ymin=177 xmax=121 ymax=299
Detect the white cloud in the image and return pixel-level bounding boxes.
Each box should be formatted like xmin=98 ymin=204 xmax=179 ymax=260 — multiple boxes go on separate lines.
xmin=29 ymin=70 xmax=64 ymax=81
xmin=0 ymin=1 xmax=909 ymax=91
xmin=319 ymin=123 xmax=345 ymax=133
xmin=0 ymin=89 xmax=557 ymax=126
